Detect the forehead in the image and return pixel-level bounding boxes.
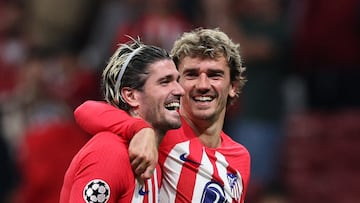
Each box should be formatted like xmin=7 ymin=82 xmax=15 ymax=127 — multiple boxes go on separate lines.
xmin=146 ymin=59 xmax=179 ymax=80
xmin=178 ymin=56 xmax=229 ymax=72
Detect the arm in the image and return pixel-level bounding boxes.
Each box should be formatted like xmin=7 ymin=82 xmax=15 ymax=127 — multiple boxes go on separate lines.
xmin=65 ymin=133 xmax=131 ymax=202
xmin=74 ymin=100 xmax=150 ymax=139
xmin=74 ymin=100 xmax=157 ymax=179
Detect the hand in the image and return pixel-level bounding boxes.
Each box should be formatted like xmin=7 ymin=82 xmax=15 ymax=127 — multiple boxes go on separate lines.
xmin=129 ymin=128 xmax=158 ymax=180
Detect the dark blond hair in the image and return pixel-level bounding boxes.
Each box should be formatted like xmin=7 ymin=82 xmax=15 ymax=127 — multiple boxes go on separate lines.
xmin=171 ymin=28 xmax=246 ymax=106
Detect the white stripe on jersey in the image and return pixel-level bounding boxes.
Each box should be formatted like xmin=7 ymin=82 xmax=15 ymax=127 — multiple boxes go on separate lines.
xmin=147 ymin=177 xmax=153 ymax=203
xmin=215 ymin=151 xmax=231 ymax=200
xmin=153 ymin=170 xmax=158 ymax=203
xmin=192 ymin=148 xmax=212 ymax=200
xmin=131 ymin=170 xmax=158 ymax=203
xmin=132 ymin=179 xmax=145 ymax=202
xmin=160 ymin=141 xmax=190 ymax=203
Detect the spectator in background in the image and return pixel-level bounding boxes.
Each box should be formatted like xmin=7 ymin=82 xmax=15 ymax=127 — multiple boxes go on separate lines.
xmin=12 ymin=116 xmax=90 ymax=203
xmin=282 ymin=1 xmax=360 ymax=202
xmin=0 ymin=121 xmax=18 ymax=203
xmin=0 ymin=0 xmax=26 ymax=100
xmin=5 ymin=49 xmax=95 ymax=203
xmin=80 ymin=0 xmax=144 ymax=69
xmin=0 ymin=2 xmax=27 ymax=200
xmin=112 ymin=0 xmax=191 ymax=51
xmin=24 ymin=0 xmax=100 ymax=52
xmin=290 ymin=0 xmax=360 ymax=110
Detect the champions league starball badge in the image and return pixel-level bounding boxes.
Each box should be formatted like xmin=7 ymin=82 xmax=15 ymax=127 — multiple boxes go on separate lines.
xmin=83 ymin=179 xmax=110 ymax=203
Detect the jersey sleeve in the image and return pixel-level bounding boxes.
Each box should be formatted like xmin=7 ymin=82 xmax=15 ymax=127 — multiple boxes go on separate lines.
xmin=67 ymin=132 xmax=134 ymax=202
xmin=74 ymin=100 xmax=151 ymax=140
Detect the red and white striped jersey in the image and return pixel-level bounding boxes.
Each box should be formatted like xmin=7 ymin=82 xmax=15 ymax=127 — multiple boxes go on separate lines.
xmin=159 ymin=118 xmax=250 ymax=203
xmin=73 ymin=101 xmax=251 ymax=203
xmin=60 ymin=132 xmax=161 ymax=203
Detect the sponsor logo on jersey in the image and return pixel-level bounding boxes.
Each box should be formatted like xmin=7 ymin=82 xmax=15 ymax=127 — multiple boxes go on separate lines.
xmin=179 ymin=153 xmax=202 ymax=166
xmin=83 ymin=179 xmax=110 ymax=203
xmin=201 ymin=181 xmax=227 ymax=203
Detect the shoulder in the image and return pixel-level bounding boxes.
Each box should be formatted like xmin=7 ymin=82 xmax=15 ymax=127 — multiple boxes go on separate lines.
xmin=68 ymin=131 xmax=130 ymax=177
xmin=220 ymin=132 xmax=250 ymax=157
xmin=219 ymin=132 xmax=251 ymax=178
xmin=79 ymin=131 xmax=129 ymax=162
xmin=65 ymin=132 xmax=134 ymax=199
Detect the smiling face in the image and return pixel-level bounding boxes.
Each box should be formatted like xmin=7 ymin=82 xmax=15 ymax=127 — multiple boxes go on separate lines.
xmin=134 ymin=59 xmax=184 ymax=134
xmin=178 ymin=56 xmax=237 ymax=124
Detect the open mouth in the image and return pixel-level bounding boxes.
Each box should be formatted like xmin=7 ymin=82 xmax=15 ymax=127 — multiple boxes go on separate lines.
xmin=165 ymin=101 xmax=180 ymax=111
xmin=193 ymin=96 xmax=214 ymax=102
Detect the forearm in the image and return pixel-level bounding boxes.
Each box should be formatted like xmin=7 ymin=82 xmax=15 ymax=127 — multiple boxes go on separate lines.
xmin=74 ymin=100 xmax=151 ymax=140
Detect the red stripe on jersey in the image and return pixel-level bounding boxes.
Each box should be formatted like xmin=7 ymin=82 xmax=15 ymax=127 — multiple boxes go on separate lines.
xmin=205 ymin=149 xmax=224 ymax=186
xmin=175 ymin=139 xmax=202 ymax=202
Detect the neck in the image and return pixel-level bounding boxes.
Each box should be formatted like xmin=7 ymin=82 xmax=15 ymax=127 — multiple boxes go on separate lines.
xmin=153 ymin=129 xmax=165 ymax=145
xmin=129 ymin=110 xmax=162 ymax=145
xmin=182 ymin=114 xmax=224 ymax=148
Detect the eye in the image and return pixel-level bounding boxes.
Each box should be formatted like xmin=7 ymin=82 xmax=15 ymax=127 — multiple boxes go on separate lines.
xmin=208 ymin=70 xmax=224 ymax=80
xmin=160 ymin=79 xmax=170 ymax=85
xmin=209 ymin=73 xmax=222 ymax=80
xmin=183 ymin=70 xmax=198 ymax=79
xmin=159 ymin=75 xmax=175 ymax=86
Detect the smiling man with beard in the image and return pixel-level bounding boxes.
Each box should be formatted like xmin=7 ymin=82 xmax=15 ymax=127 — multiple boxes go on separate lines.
xmin=60 ymin=39 xmax=184 ymax=203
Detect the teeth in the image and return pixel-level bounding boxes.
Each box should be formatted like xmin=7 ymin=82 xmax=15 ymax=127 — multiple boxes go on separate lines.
xmin=194 ymin=96 xmax=212 ymax=102
xmin=165 ymin=102 xmax=180 ymax=110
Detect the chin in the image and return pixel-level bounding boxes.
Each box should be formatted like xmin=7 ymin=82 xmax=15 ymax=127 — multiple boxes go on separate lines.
xmin=171 ymin=123 xmax=182 ymax=129
xmin=192 ymin=109 xmax=213 ymax=117
xmin=170 ymin=119 xmax=182 ymax=129
xmin=194 ymin=113 xmax=214 ymax=121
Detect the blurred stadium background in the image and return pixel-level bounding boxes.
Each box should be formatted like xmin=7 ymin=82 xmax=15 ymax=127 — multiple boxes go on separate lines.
xmin=0 ymin=0 xmax=359 ymax=202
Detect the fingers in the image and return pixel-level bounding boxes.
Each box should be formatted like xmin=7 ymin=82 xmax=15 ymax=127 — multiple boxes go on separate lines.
xmin=131 ymin=157 xmax=151 ymax=175
xmin=140 ymin=162 xmax=157 ymax=180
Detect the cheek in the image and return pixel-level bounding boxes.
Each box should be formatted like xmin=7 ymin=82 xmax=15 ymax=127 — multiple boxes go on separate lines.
xmin=179 ymin=79 xmax=186 ymax=88
xmin=180 ymin=77 xmax=196 ymax=86
xmin=179 ymin=83 xmax=191 ymax=93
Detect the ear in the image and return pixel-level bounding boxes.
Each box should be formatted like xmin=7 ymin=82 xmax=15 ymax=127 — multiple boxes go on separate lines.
xmin=228 ymin=81 xmax=238 ymax=98
xmin=121 ymin=87 xmax=140 ymax=108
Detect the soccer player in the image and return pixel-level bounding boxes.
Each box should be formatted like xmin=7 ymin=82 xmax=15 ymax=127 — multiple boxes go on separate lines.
xmin=75 ymin=28 xmax=250 ymax=202
xmin=59 ymin=39 xmax=184 ymax=202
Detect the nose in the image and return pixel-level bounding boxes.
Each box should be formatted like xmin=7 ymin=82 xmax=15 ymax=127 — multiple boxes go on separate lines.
xmin=196 ymin=73 xmax=211 ymax=89
xmin=173 ymin=81 xmax=185 ymax=96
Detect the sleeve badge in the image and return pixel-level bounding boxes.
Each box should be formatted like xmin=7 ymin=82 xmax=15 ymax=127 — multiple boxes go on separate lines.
xmin=83 ymin=179 xmax=110 ymax=203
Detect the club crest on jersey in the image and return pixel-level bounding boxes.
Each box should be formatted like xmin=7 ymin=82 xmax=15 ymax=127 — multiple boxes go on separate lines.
xmin=227 ymin=172 xmax=242 ymax=201
xmin=83 ymin=179 xmax=110 ymax=203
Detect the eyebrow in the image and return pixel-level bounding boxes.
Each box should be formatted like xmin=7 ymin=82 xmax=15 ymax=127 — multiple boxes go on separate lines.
xmin=157 ymin=74 xmax=177 ymax=83
xmin=183 ymin=67 xmax=225 ymax=74
xmin=207 ymin=69 xmax=225 ymax=75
